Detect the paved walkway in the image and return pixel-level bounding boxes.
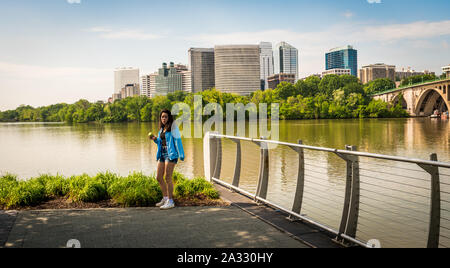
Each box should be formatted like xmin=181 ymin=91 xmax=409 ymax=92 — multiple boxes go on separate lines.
xmin=2 ymin=206 xmax=309 ymax=248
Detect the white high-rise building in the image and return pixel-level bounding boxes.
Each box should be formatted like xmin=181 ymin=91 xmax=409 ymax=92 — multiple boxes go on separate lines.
xmin=214 ymin=45 xmax=261 ymax=96
xmin=114 ymin=67 xmax=140 ymax=94
xmin=260 ymin=42 xmax=274 ymax=90
xmin=274 ymin=42 xmax=299 ymax=81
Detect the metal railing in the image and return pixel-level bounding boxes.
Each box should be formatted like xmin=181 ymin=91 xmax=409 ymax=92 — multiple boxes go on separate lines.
xmin=203 ymin=132 xmax=450 ymax=248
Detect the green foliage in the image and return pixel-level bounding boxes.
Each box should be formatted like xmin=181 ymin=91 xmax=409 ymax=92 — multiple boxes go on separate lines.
xmin=174 ymin=177 xmax=220 ymax=200
xmin=400 ymin=74 xmax=437 ymax=87
xmin=0 ymin=176 xmax=46 ymax=209
xmin=108 ymin=172 xmax=162 ymax=207
xmin=364 ymin=78 xmax=396 ymax=95
xmin=67 ymin=174 xmax=107 ymax=203
xmin=0 ymin=172 xmax=220 ymax=209
xmin=0 ymin=74 xmax=409 ymax=124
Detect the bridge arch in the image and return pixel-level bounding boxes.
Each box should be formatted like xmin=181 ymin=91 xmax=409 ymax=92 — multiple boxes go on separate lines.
xmin=415 ymin=89 xmax=449 ymax=116
xmin=392 ymin=94 xmax=408 ymax=110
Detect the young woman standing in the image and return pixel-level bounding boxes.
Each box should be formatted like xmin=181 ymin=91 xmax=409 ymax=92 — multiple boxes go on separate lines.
xmin=149 ymin=109 xmax=185 ymax=210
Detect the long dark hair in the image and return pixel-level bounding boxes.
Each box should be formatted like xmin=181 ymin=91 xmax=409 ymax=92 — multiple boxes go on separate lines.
xmin=159 ymin=109 xmax=174 ymax=131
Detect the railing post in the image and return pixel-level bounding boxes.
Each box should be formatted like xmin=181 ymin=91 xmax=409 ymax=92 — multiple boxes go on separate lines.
xmin=335 ymin=145 xmax=360 ymax=243
xmin=203 ymin=131 xmax=221 ymax=182
xmin=290 ymin=140 xmax=305 ymax=216
xmin=347 ymin=146 xmax=360 ymax=238
xmin=254 ymin=137 xmax=269 ymax=200
xmin=230 ymin=139 xmax=242 ymax=188
xmin=418 ymin=153 xmax=441 ymax=248
xmin=203 ymin=132 xmax=214 ymax=182
xmin=213 ymin=136 xmax=222 ymax=181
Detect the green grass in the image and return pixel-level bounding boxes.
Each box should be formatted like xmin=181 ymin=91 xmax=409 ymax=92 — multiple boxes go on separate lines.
xmin=0 ymin=171 xmax=220 ymax=209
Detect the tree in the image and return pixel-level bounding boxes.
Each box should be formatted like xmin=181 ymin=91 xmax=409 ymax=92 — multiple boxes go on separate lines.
xmin=273 ymin=82 xmax=297 ymax=101
xmin=364 ymin=78 xmax=396 ymax=95
xmin=318 ymin=74 xmax=343 ymax=97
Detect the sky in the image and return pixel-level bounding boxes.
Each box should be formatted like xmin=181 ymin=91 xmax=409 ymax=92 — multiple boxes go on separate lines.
xmin=1 ymin=0 xmax=450 ymax=110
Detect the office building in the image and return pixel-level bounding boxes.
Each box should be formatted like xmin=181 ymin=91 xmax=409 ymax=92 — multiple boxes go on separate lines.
xmin=214 ymin=45 xmax=261 ymax=96
xmin=396 ymin=67 xmax=436 ymax=81
xmin=114 ymin=67 xmax=140 ymax=94
xmin=325 ymin=45 xmax=358 ymax=77
xmin=141 ymin=73 xmax=159 ymax=98
xmin=121 ymin=84 xmax=140 ymax=99
xmin=322 ymin=68 xmax=351 ymax=77
xmin=189 ymin=48 xmax=215 ymax=93
xmin=274 ymin=42 xmax=299 ymax=81
xmin=154 ymin=62 xmax=183 ymax=96
xmin=443 ymin=65 xmax=450 ymax=79
xmin=141 ymin=75 xmax=151 ymax=97
xmin=359 ymin=63 xmax=396 ymax=84
xmin=260 ymin=42 xmax=274 ymax=90
xmin=267 ymin=73 xmax=296 ymax=89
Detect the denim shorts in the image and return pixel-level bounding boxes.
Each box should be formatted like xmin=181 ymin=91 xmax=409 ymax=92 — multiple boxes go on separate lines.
xmin=160 ymin=146 xmax=178 ymax=164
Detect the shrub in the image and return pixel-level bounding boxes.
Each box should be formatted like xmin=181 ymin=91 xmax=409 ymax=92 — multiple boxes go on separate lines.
xmin=67 ymin=174 xmax=107 ymax=203
xmin=108 ymin=172 xmax=162 ymax=207
xmin=35 ymin=174 xmax=69 ymax=198
xmin=95 ymin=171 xmax=120 ymax=191
xmin=4 ymin=179 xmax=46 ymax=209
xmin=174 ymin=177 xmax=219 ymax=200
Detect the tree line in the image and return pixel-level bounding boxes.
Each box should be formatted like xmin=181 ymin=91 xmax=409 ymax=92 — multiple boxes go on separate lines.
xmin=0 ymin=74 xmax=412 ymax=123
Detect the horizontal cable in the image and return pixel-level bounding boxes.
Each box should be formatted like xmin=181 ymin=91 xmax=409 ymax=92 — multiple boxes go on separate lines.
xmin=300 ymin=202 xmax=341 ymax=223
xmin=305 ymin=186 xmax=345 ymax=201
xmin=360 ymin=201 xmax=429 ymax=225
xmin=304 ymin=179 xmax=345 ymax=197
xmin=304 ymin=168 xmax=331 ymax=178
xmin=360 ymin=172 xmax=431 ymax=191
xmin=442 ymin=207 xmax=450 ymax=213
xmin=302 ymin=198 xmax=342 ymax=216
xmin=303 ymin=188 xmax=344 ymax=205
xmin=304 ymin=161 xmax=330 ymax=170
xmin=441 ymin=226 xmax=450 ymax=232
xmin=360 ymin=194 xmax=428 ymax=216
xmin=304 ymin=171 xmax=343 ymax=186
xmin=359 ymin=160 xmax=428 ymax=174
xmin=358 ymin=216 xmax=427 ymax=241
xmin=359 ymin=208 xmax=428 ymax=233
xmin=302 ymin=193 xmax=342 ymax=211
xmin=361 ymin=188 xmax=430 ymax=208
xmin=360 ymin=180 xmax=430 ymax=200
xmin=360 ymin=167 xmax=430 ymax=183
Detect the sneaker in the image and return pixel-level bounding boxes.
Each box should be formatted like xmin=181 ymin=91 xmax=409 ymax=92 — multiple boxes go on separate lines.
xmin=160 ymin=199 xmax=175 ymax=210
xmin=156 ymin=197 xmax=168 ymax=207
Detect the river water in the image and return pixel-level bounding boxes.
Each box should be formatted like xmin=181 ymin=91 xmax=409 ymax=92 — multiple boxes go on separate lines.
xmin=0 ymin=118 xmax=449 ymax=248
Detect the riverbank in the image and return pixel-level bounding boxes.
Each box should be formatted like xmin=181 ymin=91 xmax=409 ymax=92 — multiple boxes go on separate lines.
xmin=0 ymin=172 xmax=227 ymax=210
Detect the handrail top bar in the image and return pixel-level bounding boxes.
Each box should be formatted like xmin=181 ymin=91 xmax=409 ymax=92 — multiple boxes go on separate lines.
xmin=209 ymin=133 xmax=450 ymax=169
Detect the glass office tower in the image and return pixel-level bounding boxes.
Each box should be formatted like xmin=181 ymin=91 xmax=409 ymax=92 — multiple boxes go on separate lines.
xmin=325 ymin=45 xmax=358 ymax=77
xmin=274 ymin=42 xmax=299 ymax=81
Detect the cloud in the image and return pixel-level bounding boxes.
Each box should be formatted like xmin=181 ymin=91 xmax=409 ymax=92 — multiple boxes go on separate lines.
xmin=0 ymin=61 xmax=110 ymax=79
xmin=87 ymin=27 xmax=163 ymax=40
xmin=67 ymin=0 xmax=81 ymax=4
xmin=367 ymin=0 xmax=381 ymax=3
xmin=189 ymin=20 xmax=450 ymax=47
xmin=188 ymin=19 xmax=450 ymax=77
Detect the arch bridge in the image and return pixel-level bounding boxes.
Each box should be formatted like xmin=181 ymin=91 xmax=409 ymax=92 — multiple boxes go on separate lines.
xmin=373 ymin=79 xmax=450 ymax=117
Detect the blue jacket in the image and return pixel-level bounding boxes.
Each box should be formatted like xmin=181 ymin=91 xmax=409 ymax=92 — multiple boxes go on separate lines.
xmin=153 ymin=125 xmax=185 ymax=162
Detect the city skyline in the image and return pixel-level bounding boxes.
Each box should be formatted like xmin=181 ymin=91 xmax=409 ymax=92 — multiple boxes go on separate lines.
xmin=1 ymin=0 xmax=450 ymax=110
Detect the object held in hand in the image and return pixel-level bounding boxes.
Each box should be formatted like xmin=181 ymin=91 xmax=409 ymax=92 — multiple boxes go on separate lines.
xmin=148 ymin=132 xmax=154 ymax=138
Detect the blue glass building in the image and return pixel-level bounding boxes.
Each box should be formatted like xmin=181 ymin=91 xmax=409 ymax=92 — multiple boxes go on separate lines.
xmin=325 ymin=45 xmax=358 ymax=76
